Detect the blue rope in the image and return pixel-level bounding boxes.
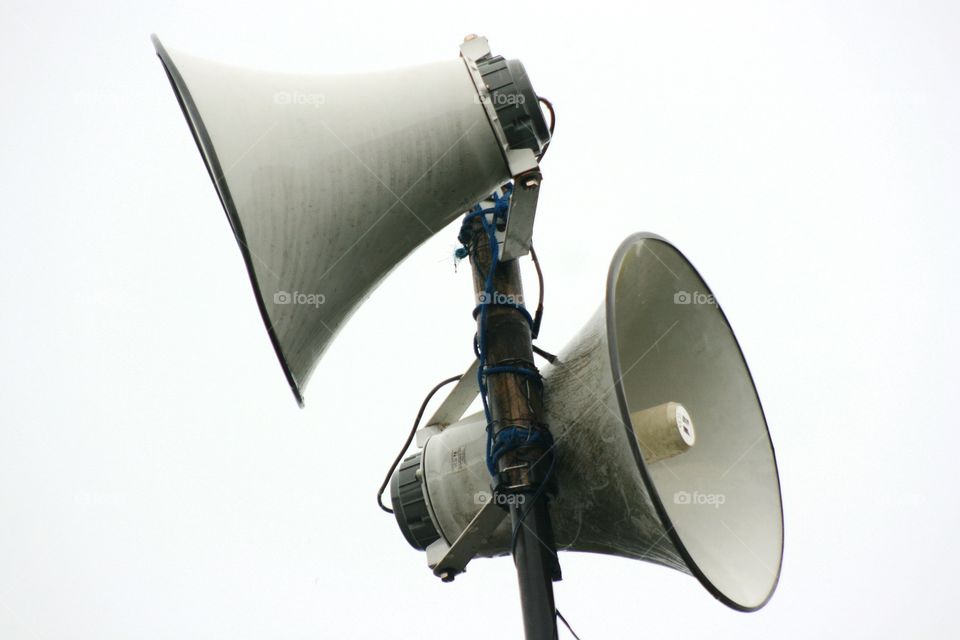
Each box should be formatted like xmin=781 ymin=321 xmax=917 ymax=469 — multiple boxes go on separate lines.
xmin=490 ymin=426 xmax=555 ymax=473
xmin=458 ymin=184 xmax=552 ymax=475
xmin=470 ymin=302 xmax=536 ymax=330
xmin=475 ymin=188 xmax=508 ymax=474
xmin=483 ymin=365 xmax=539 ymax=377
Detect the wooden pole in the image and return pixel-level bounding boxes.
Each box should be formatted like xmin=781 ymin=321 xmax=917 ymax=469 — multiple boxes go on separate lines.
xmin=467 ymin=211 xmax=560 ymax=640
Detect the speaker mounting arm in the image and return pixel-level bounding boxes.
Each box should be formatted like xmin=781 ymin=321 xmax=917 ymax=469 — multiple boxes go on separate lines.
xmin=460 ymin=35 xmax=548 ymax=260
xmin=415 ymin=360 xmax=480 ymax=448
xmin=426 ymin=500 xmax=508 ymax=582
xmin=501 ymin=168 xmax=542 ymax=261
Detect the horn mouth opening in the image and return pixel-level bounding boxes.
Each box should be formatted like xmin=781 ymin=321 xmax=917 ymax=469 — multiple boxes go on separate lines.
xmin=152 ymin=35 xmax=305 ymax=407
xmin=605 ymin=232 xmax=784 ymax=611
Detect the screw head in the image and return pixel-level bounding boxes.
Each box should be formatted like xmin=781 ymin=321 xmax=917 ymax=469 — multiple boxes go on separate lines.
xmin=523 ymin=177 xmax=541 ymax=190
xmin=439 ymin=571 xmax=455 ymax=582
xmin=464 ymin=34 xmax=478 ymax=42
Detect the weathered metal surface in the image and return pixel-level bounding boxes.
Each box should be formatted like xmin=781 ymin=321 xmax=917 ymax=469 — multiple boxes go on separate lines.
xmin=154 ymin=36 xmax=508 ymax=403
xmin=420 ymin=235 xmax=784 ymax=611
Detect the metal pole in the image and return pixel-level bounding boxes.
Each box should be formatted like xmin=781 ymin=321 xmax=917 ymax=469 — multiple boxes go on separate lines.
xmin=467 ymin=212 xmax=560 ymax=640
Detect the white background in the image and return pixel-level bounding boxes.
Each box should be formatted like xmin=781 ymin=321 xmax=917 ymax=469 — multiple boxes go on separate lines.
xmin=2 ymin=1 xmax=958 ymax=638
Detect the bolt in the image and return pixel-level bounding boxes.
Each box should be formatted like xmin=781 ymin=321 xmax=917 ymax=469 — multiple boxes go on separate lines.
xmin=464 ymin=34 xmax=478 ymax=42
xmin=439 ymin=571 xmax=456 ymax=583
xmin=523 ymin=176 xmax=541 ymax=190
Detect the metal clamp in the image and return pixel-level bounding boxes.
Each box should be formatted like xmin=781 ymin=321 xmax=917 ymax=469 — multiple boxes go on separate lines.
xmin=460 ymin=36 xmax=543 ymax=261
xmin=426 ymin=499 xmax=508 ymax=582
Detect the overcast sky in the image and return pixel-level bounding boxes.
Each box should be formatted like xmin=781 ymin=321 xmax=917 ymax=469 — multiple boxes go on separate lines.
xmin=2 ymin=1 xmax=958 ymax=638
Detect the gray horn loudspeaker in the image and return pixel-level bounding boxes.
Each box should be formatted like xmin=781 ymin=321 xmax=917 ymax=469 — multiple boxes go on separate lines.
xmin=395 ymin=233 xmax=783 ymax=611
xmin=152 ymin=35 xmax=549 ymax=404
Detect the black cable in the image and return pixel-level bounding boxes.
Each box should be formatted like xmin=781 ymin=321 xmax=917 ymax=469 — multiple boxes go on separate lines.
xmin=556 ymin=609 xmax=582 ymax=639
xmin=509 ymin=452 xmax=557 ymax=558
xmin=529 ymin=245 xmax=558 ymax=364
xmin=532 ymin=345 xmax=558 ymax=363
xmin=530 ymin=244 xmax=545 ymax=339
xmin=377 ymin=374 xmax=463 ymax=513
xmin=537 ymin=97 xmax=556 ymax=161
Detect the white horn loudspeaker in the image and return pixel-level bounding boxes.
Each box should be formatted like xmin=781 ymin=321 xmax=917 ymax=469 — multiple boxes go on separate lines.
xmin=390 ymin=233 xmax=784 ymax=611
xmin=152 ymin=35 xmax=550 ymax=405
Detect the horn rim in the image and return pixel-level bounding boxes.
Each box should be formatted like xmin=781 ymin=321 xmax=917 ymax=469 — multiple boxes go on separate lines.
xmin=151 ymin=35 xmax=304 ymax=407
xmin=605 ymin=232 xmax=784 ymax=611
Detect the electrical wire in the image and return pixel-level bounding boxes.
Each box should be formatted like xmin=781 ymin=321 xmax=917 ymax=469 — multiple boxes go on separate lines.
xmin=556 ymin=609 xmax=582 ymax=639
xmin=537 ymin=97 xmax=556 ymax=161
xmin=510 ymin=451 xmax=558 ymax=558
xmin=377 ymin=374 xmax=462 ymax=514
xmin=530 ymin=244 xmax=545 ymax=339
xmin=532 ymin=345 xmax=558 ymax=363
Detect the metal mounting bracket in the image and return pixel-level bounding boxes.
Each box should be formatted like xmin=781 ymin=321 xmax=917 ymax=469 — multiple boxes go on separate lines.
xmin=426 ymin=500 xmax=508 ymax=582
xmin=415 ymin=360 xmax=480 ymax=448
xmin=460 ymin=36 xmax=542 ymax=262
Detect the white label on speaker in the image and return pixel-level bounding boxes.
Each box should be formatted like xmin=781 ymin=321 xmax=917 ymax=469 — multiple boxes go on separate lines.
xmin=450 ymin=446 xmax=468 ymax=472
xmin=675 ymin=405 xmax=696 ymax=446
